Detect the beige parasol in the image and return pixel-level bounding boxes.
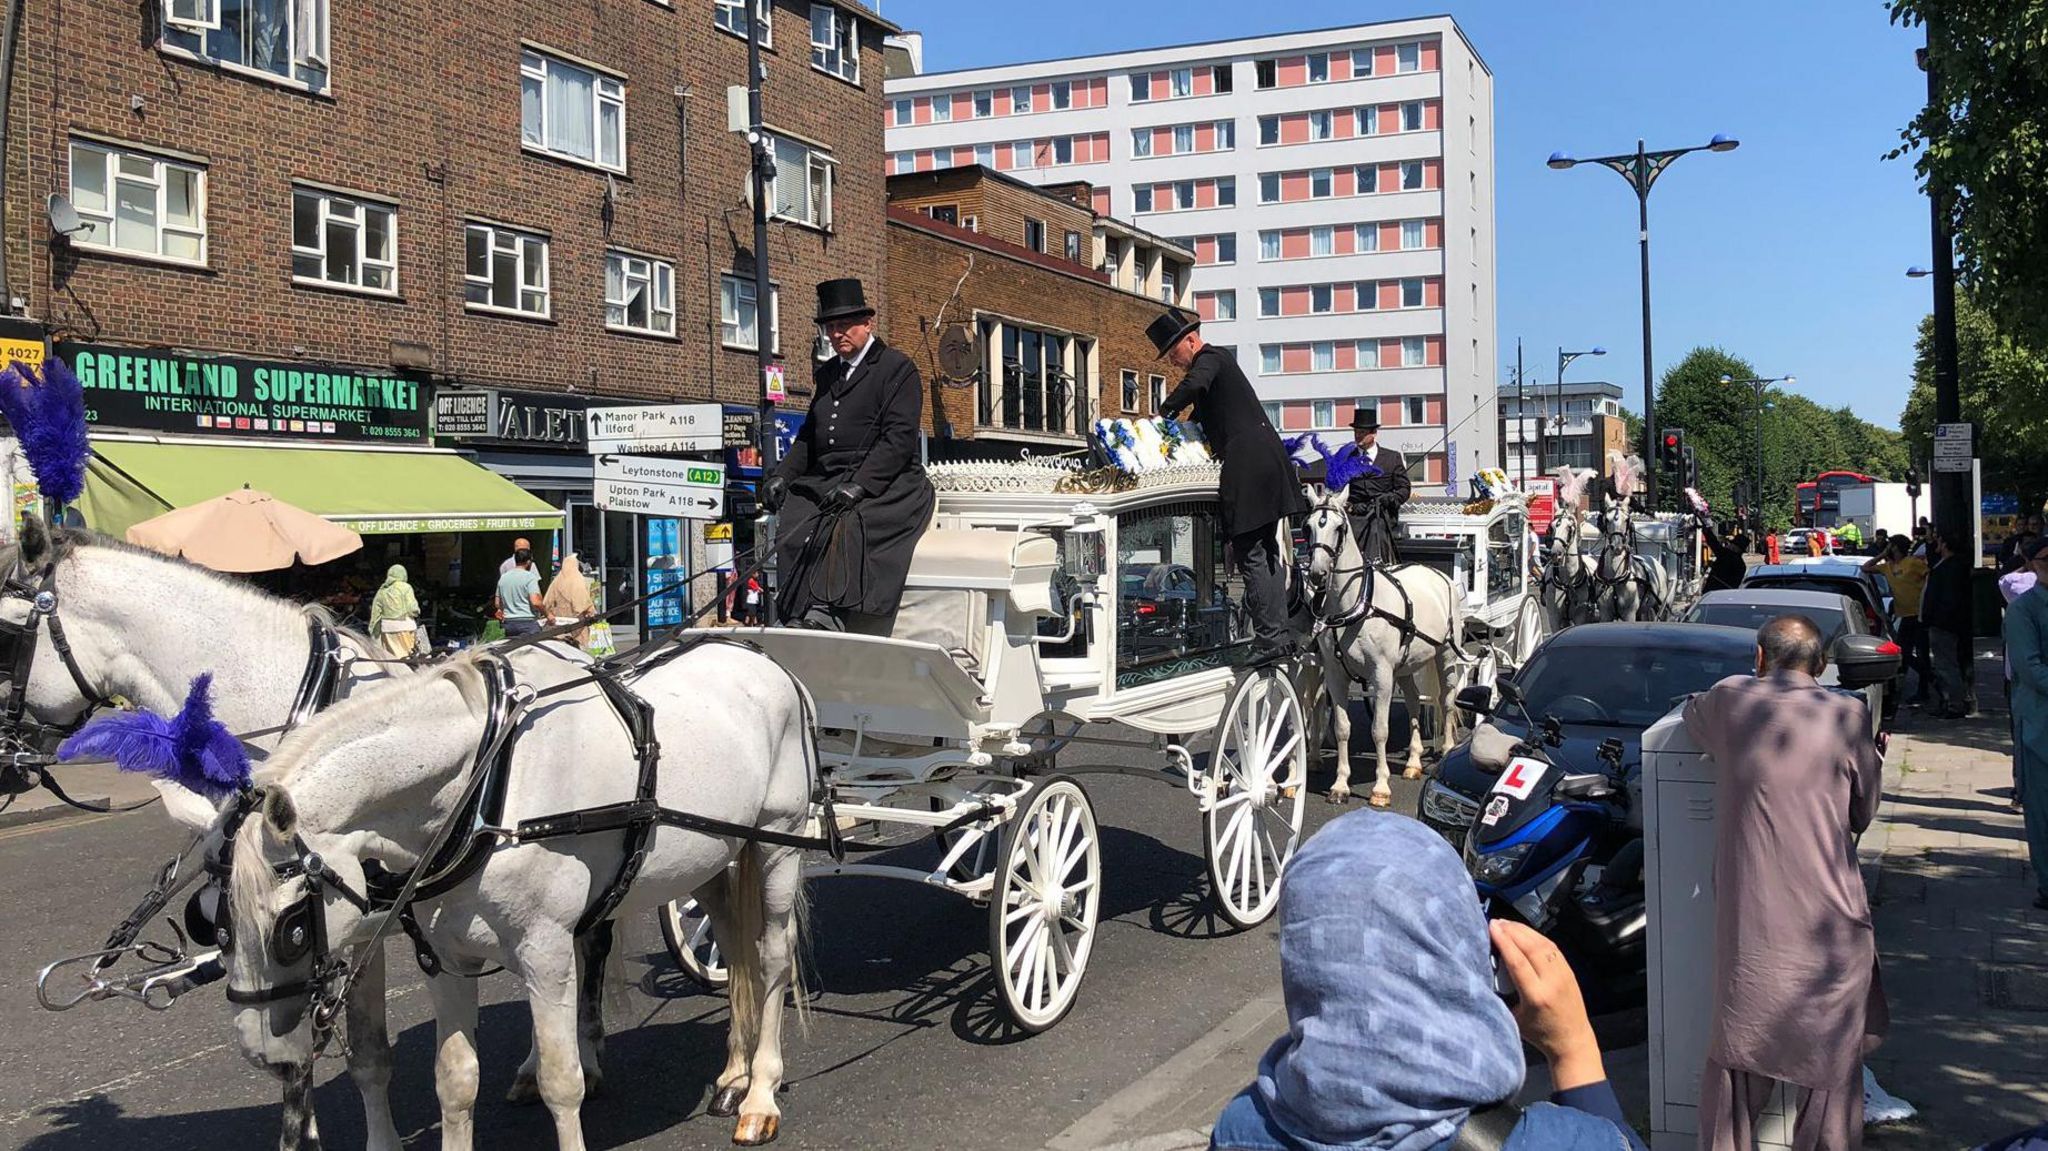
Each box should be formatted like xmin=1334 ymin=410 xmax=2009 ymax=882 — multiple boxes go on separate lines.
xmin=126 ymin=486 xmax=364 ymax=572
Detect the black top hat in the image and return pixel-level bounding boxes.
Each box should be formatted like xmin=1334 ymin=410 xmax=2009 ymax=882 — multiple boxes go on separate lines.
xmin=1145 ymin=309 xmax=1201 ymax=358
xmin=1349 ymin=407 xmax=1381 ymax=432
xmin=815 ymin=278 xmax=875 ymax=323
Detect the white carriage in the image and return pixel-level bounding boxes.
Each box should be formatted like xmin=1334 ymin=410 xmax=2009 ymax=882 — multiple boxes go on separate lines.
xmin=1392 ymin=494 xmax=1547 ymax=682
xmin=1632 ymin=513 xmax=1703 ymax=612
xmin=663 ymin=461 xmax=1308 ymax=1032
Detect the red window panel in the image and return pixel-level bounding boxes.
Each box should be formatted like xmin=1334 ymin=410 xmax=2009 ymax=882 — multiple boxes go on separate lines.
xmin=1426 ymin=396 xmax=1446 ymax=424
xmin=1332 ymin=52 xmax=1355 ymax=82
xmin=1152 ymin=126 xmax=1172 ymax=155
xmin=1091 ymin=187 xmax=1110 ymax=215
xmin=1151 ymin=70 xmax=1170 ymax=98
xmin=913 ymin=97 xmax=932 ymax=125
xmin=1281 ymin=231 xmax=1310 ymax=259
xmin=1424 ymin=159 xmax=1443 ymax=189
xmin=1335 ymin=342 xmax=1359 ymax=371
xmin=915 ymin=151 xmax=936 ymax=172
xmin=1375 ymin=46 xmax=1398 ymax=74
xmin=1282 ymin=345 xmax=1312 ymax=373
xmin=1195 ymin=236 xmax=1219 ymax=264
xmin=1280 ymin=115 xmax=1309 ymax=146
xmin=1336 ymin=282 xmax=1359 ymax=311
xmin=949 ymin=146 xmax=971 ymax=167
xmin=1281 ymin=171 xmax=1310 ymax=202
xmin=1278 ymin=56 xmax=1306 ymax=86
xmin=1195 ymin=181 xmax=1218 ymax=209
xmin=1034 ymin=83 xmax=1052 ymax=107
xmin=1196 ymin=294 xmax=1219 ymax=321
xmin=1335 ymin=167 xmax=1359 ymax=197
xmin=1089 ymin=78 xmax=1109 ymax=107
xmin=1196 ymin=123 xmax=1216 ymax=152
xmin=1377 ymin=281 xmax=1401 ymax=310
xmin=1378 ymin=222 xmax=1401 ymax=250
xmin=1427 ymin=219 xmax=1445 ymax=247
xmin=1377 ymin=105 xmax=1399 ymax=135
xmin=993 ymin=147 xmax=1013 ymax=172
xmin=1193 ymin=68 xmax=1214 ymax=96
xmin=1280 ymin=286 xmax=1309 ymax=315
xmin=1426 ymin=336 xmax=1444 ymax=365
xmin=1421 ymin=39 xmax=1442 ymax=71
xmin=1283 ymin=402 xmax=1311 ymax=429
xmin=1425 ymin=279 xmax=1444 ymax=307
xmin=955 ymin=91 xmax=974 ymax=115
xmin=1424 ymin=101 xmax=1443 ymax=130
xmin=1380 ymin=394 xmax=1402 ymax=421
xmin=994 ymin=88 xmax=1013 ymax=116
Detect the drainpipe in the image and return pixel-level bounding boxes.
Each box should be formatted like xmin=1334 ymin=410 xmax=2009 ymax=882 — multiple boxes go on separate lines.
xmin=0 ymin=0 xmax=27 ymax=307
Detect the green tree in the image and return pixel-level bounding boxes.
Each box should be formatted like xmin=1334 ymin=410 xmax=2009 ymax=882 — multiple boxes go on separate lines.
xmin=1888 ymin=1 xmax=2048 ymax=351
xmin=1899 ymin=293 xmax=2048 ymax=505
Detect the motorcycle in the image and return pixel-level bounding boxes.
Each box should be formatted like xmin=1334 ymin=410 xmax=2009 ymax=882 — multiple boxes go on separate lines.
xmin=1453 ymin=680 xmax=1646 ymax=1014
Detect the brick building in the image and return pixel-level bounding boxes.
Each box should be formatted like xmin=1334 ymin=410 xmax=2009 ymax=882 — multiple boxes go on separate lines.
xmin=883 ymin=165 xmax=1193 ymax=458
xmin=5 ymin=0 xmax=892 ymax=636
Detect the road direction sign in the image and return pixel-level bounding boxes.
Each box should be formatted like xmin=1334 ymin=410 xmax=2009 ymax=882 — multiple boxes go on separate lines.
xmin=594 ymin=454 xmax=727 ymax=519
xmin=1933 ymin=422 xmax=1974 ymax=473
xmin=586 ymin=404 xmax=724 ymax=454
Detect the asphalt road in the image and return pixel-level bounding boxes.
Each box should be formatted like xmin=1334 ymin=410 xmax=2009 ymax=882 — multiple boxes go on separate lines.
xmin=0 ymin=721 xmax=1433 ymax=1151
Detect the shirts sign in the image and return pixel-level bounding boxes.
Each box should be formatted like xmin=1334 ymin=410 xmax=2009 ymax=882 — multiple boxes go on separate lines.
xmin=586 ymin=404 xmax=724 ymax=454
xmin=594 ymin=454 xmax=726 ymax=520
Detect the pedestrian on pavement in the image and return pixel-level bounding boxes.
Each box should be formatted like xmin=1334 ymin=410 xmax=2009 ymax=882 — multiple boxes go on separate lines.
xmin=1683 ymin=616 xmax=1886 ymax=1151
xmin=1151 ymin=307 xmax=1308 ymax=662
xmin=1208 ymin=810 xmax=1645 ymax=1151
xmin=542 ymin=552 xmax=598 ymax=649
xmin=1837 ymin=520 xmax=1864 ymax=553
xmin=494 ymin=546 xmax=544 ymax=637
xmin=2003 ymin=537 xmax=2048 ymax=906
xmin=1865 ymin=538 xmax=1933 ymax=706
xmin=499 ymin=535 xmax=533 ymax=576
xmin=1921 ymin=530 xmax=1974 ymax=719
xmin=1998 ymin=513 xmax=2043 ymax=575
xmin=1808 ymin=530 xmax=1826 ymax=558
xmin=1872 ymin=528 xmax=1890 ymax=558
xmin=1766 ymin=529 xmax=1782 ymax=566
xmin=1695 ymin=500 xmax=1748 ymax=593
xmin=742 ymin=573 xmax=765 ymax=626
xmin=367 ymin=563 xmax=421 ymax=658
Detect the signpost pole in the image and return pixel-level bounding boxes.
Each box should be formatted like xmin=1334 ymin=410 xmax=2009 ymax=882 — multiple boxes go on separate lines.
xmin=746 ymin=10 xmax=778 ymax=625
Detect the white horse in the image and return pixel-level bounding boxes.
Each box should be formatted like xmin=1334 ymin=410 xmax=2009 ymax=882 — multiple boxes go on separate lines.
xmin=223 ymin=644 xmax=812 ymax=1148
xmin=1301 ymin=485 xmax=1469 ymax=806
xmin=1539 ymin=466 xmax=1598 ymax=634
xmin=1590 ymin=453 xmax=1670 ymax=623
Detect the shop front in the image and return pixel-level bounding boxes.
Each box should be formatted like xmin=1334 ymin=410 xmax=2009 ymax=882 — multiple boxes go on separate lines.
xmin=60 ymin=341 xmax=561 ymax=642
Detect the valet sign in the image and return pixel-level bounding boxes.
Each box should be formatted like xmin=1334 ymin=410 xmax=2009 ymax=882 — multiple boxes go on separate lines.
xmin=58 ymin=342 xmax=427 ymax=442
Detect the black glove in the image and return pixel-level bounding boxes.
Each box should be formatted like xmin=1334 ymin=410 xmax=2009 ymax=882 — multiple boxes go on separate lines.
xmin=763 ymin=474 xmax=789 ymax=513
xmin=828 ymin=482 xmax=866 ymax=510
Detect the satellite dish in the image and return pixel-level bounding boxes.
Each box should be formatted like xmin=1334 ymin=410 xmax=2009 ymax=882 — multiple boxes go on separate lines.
xmin=46 ymin=194 xmax=87 ymax=242
xmin=938 ymin=324 xmax=976 ymax=379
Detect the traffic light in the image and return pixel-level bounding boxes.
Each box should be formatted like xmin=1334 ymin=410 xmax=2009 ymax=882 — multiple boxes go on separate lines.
xmin=1659 ymin=428 xmax=1686 ymax=470
xmin=1905 ymin=467 xmax=1922 ymax=499
xmin=1683 ymin=445 xmax=1700 ymax=490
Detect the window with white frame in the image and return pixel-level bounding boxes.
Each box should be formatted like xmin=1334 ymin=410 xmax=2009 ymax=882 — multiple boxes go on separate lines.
xmin=767 ymin=134 xmax=834 ymax=229
xmin=1173 ymin=124 xmax=1193 ymax=154
xmin=1312 ymin=342 xmax=1335 ymax=371
xmin=1024 ymin=218 xmax=1046 ymax=252
xmin=1402 ymin=101 xmax=1424 ymax=132
xmin=719 ymin=274 xmax=780 ymax=351
xmin=1307 ymin=52 xmax=1329 ymax=82
xmin=1355 ymin=339 xmax=1375 ymax=362
xmin=1401 ymin=277 xmax=1424 ymax=308
xmin=1171 ymin=67 xmax=1192 ymax=97
xmin=1258 ymin=287 xmax=1279 ymax=316
xmin=714 ymin=0 xmax=771 ymax=42
xmin=1134 ymin=186 xmax=1153 ymax=213
xmin=1310 ymin=168 xmax=1332 ymax=198
xmin=1310 ymin=225 xmax=1333 ymax=256
xmin=464 ymin=222 xmax=549 ymax=316
xmin=1260 ymin=346 xmax=1281 ymax=374
xmin=1401 ymin=335 xmax=1426 ymax=366
xmin=1215 ymin=234 xmax=1237 ymax=263
xmin=891 ymin=151 xmax=912 ymax=174
xmin=1013 ymin=141 xmax=1035 ymax=168
xmin=1397 ymin=41 xmax=1421 ymax=72
xmin=974 ymin=89 xmax=992 ymax=117
xmin=1217 ymin=177 xmax=1235 ymax=207
xmin=1064 ymin=231 xmax=1081 ymax=261
xmin=1401 ymin=160 xmax=1424 ymax=190
xmin=1355 ymin=223 xmax=1379 ymax=251
xmin=1406 ymin=395 xmax=1427 ymax=425
xmin=291 ymin=186 xmax=394 ymax=292
xmin=1254 ymin=59 xmax=1277 ymax=88
xmin=1213 ymin=290 xmax=1236 ymax=320
xmin=1131 ymin=128 xmax=1153 ymax=157
xmin=1052 ymin=80 xmax=1071 ymax=109
xmin=1355 ymin=280 xmax=1377 ymax=309
xmin=1258 ymin=116 xmax=1278 ymax=146
xmin=1262 ymin=401 xmax=1283 ymax=426
xmin=1012 ymin=85 xmax=1033 ymax=113
xmin=1101 ymin=237 xmax=1120 ymax=276
xmin=981 ymin=319 xmax=1088 ymax=434
xmin=1159 ymin=265 xmax=1177 ymax=303
xmin=1169 ymin=180 xmax=1191 ymax=210
xmin=1312 ymin=399 xmax=1336 ymax=428
xmin=521 ymin=49 xmax=626 ymax=171
xmin=1121 ymin=370 xmax=1141 ymax=412
xmin=1351 ymin=47 xmax=1374 ymax=76
xmin=892 ymin=98 xmax=912 ymax=126
xmin=974 ymin=143 xmax=995 ymax=167
xmin=1356 ymin=164 xmax=1378 ymax=193
xmin=606 ymin=251 xmax=675 ymax=336
xmin=1259 ymin=231 xmax=1280 ymax=260
xmin=1054 ymin=137 xmax=1073 ymax=165
xmin=1356 ymin=107 xmax=1377 ymax=136
xmin=1213 ymin=65 xmax=1233 ymax=92
xmin=1311 ymin=284 xmax=1332 ymax=313
xmin=1308 ymin=110 xmax=1332 ymax=141
xmin=1149 ymin=374 xmax=1166 ymax=411
xmin=1402 ymin=219 xmax=1426 ymax=249
xmin=1259 ymin=172 xmax=1280 ymax=203
xmin=1217 ymin=120 xmax=1235 ymax=149
xmin=161 ymin=0 xmax=329 ymax=90
xmin=810 ymin=6 xmax=860 ymax=84
xmin=932 ymin=94 xmax=952 ymax=121
xmin=68 ymin=140 xmax=206 ymax=263
xmin=1129 ymin=73 xmax=1150 ymax=102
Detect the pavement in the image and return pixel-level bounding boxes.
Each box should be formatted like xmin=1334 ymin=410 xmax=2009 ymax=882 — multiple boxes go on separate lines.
xmin=0 ymin=760 xmax=161 ymax=831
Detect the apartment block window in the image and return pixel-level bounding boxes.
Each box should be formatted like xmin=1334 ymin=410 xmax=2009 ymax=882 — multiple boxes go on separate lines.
xmin=1402 ymin=101 xmax=1424 ymax=132
xmin=1355 ymin=107 xmax=1377 ymax=136
xmin=1254 ymin=59 xmax=1277 ymax=89
xmin=1212 ymin=64 xmax=1233 ymax=92
xmin=1311 ymin=225 xmax=1333 ymax=256
xmin=1064 ymin=231 xmax=1082 ymax=261
xmin=1174 ymin=180 xmax=1195 ymax=209
xmin=291 ymin=186 xmax=393 ymax=292
xmin=1134 ymin=186 xmax=1153 ymax=213
xmin=1213 ymin=290 xmax=1237 ymax=320
xmin=933 ymin=94 xmax=952 ymax=121
xmin=1218 ymin=121 xmax=1235 ymax=149
xmin=1311 ymin=284 xmax=1333 ymax=313
xmin=892 ymin=98 xmax=912 ymax=126
xmin=1163 ymin=67 xmax=1188 ymax=98
xmin=1262 ymin=401 xmax=1283 ymax=426
xmin=161 ymin=0 xmax=329 ymax=89
xmin=1356 ymin=164 xmax=1378 ymax=194
xmin=464 ymin=222 xmax=549 ymax=317
xmin=1012 ymin=85 xmax=1033 ymax=113
xmin=767 ymin=134 xmax=834 ymax=229
xmin=1052 ymin=80 xmax=1071 ymax=109
xmin=1401 ymin=160 xmax=1424 ymax=190
xmin=1133 ymin=128 xmax=1157 ymax=158
xmin=1401 ymin=335 xmax=1426 ymax=366
xmin=1260 ymin=346 xmax=1282 ymax=374
xmin=1355 ymin=223 xmax=1378 ymax=252
xmin=1054 ymin=136 xmax=1074 ymax=164
xmin=1406 ymin=396 xmax=1427 ymax=425
xmin=974 ymin=143 xmax=995 ymax=167
xmin=1254 ymin=175 xmax=1277 ymax=207
xmin=1307 ymin=52 xmax=1329 ymax=82
xmin=1122 ymin=369 xmax=1141 ymax=412
xmin=606 ymin=251 xmax=675 ymax=336
xmin=1159 ymin=265 xmax=1177 ymax=303
xmin=1012 ymin=142 xmax=1034 ymax=168
xmin=720 ymin=274 xmax=781 ymax=351
xmin=1401 ymin=277 xmax=1424 ymax=308
xmin=1216 ymin=177 xmax=1235 ymax=207
xmin=1258 ymin=287 xmax=1280 ymax=316
xmin=974 ymin=89 xmax=993 ymax=117
xmin=1215 ymin=233 xmax=1237 ymax=263
xmin=1259 ymin=116 xmax=1279 ymax=146
xmin=890 ymin=151 xmax=911 ymax=174
xmin=1312 ymin=399 xmax=1336 ymax=428
xmin=1173 ymin=125 xmax=1194 ymax=154
xmin=1310 ymin=168 xmax=1332 ymax=198
xmin=521 ymin=50 xmax=626 ymax=171
xmin=68 ymin=140 xmax=206 ymax=263
xmin=1259 ymin=231 xmax=1281 ymax=260
xmin=1350 ymin=47 xmax=1374 ymax=76
xmin=1129 ymin=73 xmax=1151 ymax=102
xmin=1397 ymin=41 xmax=1421 ymax=73
xmin=1308 ymin=110 xmax=1332 ymax=141
xmin=1402 ymin=219 xmax=1426 ymax=249
xmin=1312 ymin=342 xmax=1335 ymax=371
xmin=1150 ymin=375 xmax=1167 ymax=411
xmin=714 ymin=0 xmax=771 ymax=42
xmin=1354 ymin=280 xmax=1377 ymax=308
xmin=1024 ymin=218 xmax=1046 ymax=252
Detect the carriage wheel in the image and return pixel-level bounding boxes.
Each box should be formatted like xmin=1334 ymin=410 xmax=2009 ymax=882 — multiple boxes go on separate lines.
xmin=658 ymin=898 xmax=729 ymax=991
xmin=1204 ymin=669 xmax=1309 ymax=930
xmin=1513 ymin=597 xmax=1545 ymax=663
xmin=934 ymin=793 xmax=1002 ymax=884
xmin=988 ymin=776 xmax=1100 ymax=1033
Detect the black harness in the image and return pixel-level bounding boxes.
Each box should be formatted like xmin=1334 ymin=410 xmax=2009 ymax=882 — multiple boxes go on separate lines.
xmin=1305 ymin=506 xmax=1452 ymax=670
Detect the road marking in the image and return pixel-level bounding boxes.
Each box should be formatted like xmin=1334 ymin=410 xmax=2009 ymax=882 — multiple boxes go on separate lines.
xmin=0 ymin=813 xmax=115 ymax=842
xmin=1044 ymin=988 xmax=1285 ymax=1151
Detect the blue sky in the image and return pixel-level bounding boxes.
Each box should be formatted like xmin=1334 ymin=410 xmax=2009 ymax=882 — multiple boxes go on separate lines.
xmin=886 ymin=0 xmax=1933 ymax=429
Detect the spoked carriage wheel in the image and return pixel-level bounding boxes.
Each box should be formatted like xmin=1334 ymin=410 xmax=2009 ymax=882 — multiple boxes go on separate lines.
xmin=1513 ymin=597 xmax=1545 ymax=663
xmin=988 ymin=776 xmax=1101 ymax=1033
xmin=934 ymin=793 xmax=1001 ymax=885
xmin=1204 ymin=668 xmax=1308 ymax=930
xmin=659 ymin=898 xmax=729 ymax=991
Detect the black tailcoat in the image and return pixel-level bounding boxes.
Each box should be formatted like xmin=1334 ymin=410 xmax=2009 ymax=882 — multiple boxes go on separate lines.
xmin=1346 ymin=444 xmax=1410 ymax=565
xmin=1157 ymin=346 xmax=1308 ymax=537
xmin=772 ymin=338 xmax=935 ymax=618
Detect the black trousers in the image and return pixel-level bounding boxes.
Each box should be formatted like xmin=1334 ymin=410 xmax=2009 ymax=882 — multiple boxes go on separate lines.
xmin=1897 ymin=615 xmax=1933 ymax=697
xmin=1231 ymin=525 xmax=1290 ymax=644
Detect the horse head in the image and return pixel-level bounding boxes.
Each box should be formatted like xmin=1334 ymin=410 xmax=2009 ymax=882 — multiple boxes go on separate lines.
xmin=1301 ymin=484 xmax=1355 ymax=594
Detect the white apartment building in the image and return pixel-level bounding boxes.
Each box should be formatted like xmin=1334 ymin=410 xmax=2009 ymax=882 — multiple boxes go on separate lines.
xmin=883 ymin=18 xmax=1498 ymax=491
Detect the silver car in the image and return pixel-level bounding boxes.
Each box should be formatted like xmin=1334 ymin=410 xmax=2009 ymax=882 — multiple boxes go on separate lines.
xmin=1681 ymin=587 xmax=1891 ymax=736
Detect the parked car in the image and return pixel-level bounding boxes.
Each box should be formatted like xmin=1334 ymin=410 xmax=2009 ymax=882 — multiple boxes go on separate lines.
xmin=1681 ymin=588 xmax=1895 ymax=730
xmin=1118 ymin=564 xmax=1231 ymax=660
xmin=1739 ymin=562 xmax=1893 ymax=638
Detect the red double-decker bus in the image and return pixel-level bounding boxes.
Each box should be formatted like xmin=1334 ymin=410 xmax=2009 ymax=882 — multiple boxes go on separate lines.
xmin=1797 ymin=471 xmax=1879 ymax=527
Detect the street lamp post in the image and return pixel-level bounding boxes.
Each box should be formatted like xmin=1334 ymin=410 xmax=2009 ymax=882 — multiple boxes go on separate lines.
xmin=1555 ymin=345 xmax=1606 ymax=468
xmin=1549 ymin=134 xmax=1740 ymax=507
xmin=1720 ymin=373 xmax=1795 ymax=532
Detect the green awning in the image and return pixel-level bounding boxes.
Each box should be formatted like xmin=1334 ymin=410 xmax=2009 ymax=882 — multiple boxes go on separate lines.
xmin=82 ymin=440 xmax=565 ymax=538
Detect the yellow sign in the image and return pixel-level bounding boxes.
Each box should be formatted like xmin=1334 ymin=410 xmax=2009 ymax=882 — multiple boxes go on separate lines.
xmin=0 ymin=337 xmax=45 ymax=371
xmin=707 ymin=522 xmax=734 ymax=541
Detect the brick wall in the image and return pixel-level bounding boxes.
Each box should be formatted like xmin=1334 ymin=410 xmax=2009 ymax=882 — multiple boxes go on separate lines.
xmin=10 ymin=0 xmax=889 ymax=413
xmin=886 ymin=167 xmax=1094 ymax=262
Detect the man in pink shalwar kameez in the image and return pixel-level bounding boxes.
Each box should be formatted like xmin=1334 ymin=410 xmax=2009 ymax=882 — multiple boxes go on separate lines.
xmin=1684 ymin=615 xmax=1887 ymax=1150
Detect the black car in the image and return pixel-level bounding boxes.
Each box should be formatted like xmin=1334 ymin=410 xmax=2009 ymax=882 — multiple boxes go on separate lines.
xmin=1417 ymin=623 xmax=1759 ymax=844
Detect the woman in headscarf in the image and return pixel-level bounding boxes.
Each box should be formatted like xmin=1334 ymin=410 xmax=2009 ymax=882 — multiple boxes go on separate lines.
xmin=1210 ymin=810 xmax=1644 ymax=1151
xmin=543 ymin=552 xmax=599 ymax=649
xmin=367 ymin=563 xmax=421 ymax=658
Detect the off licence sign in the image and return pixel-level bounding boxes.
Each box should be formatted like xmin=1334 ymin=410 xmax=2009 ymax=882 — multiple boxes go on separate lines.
xmin=594 ymin=454 xmax=726 ymax=520
xmin=586 ymin=403 xmax=723 ymax=454
xmin=1934 ymin=422 xmax=1973 ymax=473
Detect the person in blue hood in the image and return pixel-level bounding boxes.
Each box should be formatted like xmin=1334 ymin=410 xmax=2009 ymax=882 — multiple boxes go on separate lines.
xmin=1211 ymin=810 xmax=1645 ymax=1151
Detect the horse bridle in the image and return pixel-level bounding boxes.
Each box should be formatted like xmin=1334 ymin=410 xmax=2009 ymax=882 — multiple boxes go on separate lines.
xmin=1303 ymin=505 xmax=1373 ymax=627
xmin=0 ymin=557 xmax=111 ymax=762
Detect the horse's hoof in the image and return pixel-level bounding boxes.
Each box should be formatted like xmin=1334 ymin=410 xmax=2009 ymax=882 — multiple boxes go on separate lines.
xmin=505 ymin=1074 xmax=541 ymax=1106
xmin=733 ymin=1113 xmax=780 ymax=1146
xmin=708 ymin=1086 xmax=745 ymax=1118
xmin=1368 ymin=791 xmax=1393 ymax=808
xmin=1402 ymin=767 xmax=1423 ymax=780
xmin=1325 ymin=788 xmax=1351 ymax=805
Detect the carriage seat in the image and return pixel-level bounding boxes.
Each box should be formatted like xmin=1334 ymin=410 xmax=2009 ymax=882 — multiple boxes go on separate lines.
xmin=890 ymin=529 xmax=1059 ymax=674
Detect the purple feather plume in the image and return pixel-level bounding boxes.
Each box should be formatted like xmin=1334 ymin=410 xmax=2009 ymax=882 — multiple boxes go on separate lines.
xmin=57 ymin=674 xmax=250 ymax=800
xmin=0 ymin=358 xmax=90 ymax=506
xmin=1318 ymin=436 xmax=1384 ymax=490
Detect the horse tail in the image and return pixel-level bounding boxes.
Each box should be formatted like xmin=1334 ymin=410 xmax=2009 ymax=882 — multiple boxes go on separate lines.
xmin=723 ymin=841 xmax=768 ymax=1056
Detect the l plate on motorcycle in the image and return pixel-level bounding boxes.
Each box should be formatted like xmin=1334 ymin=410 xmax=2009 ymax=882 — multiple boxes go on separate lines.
xmin=1491 ymin=756 xmax=1549 ymax=800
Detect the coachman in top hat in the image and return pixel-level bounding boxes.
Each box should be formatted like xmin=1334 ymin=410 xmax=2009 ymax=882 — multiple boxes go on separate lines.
xmin=764 ymin=278 xmax=935 ymax=632
xmin=1345 ymin=407 xmax=1410 ymax=565
xmin=1148 ymin=307 xmax=1308 ymax=661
